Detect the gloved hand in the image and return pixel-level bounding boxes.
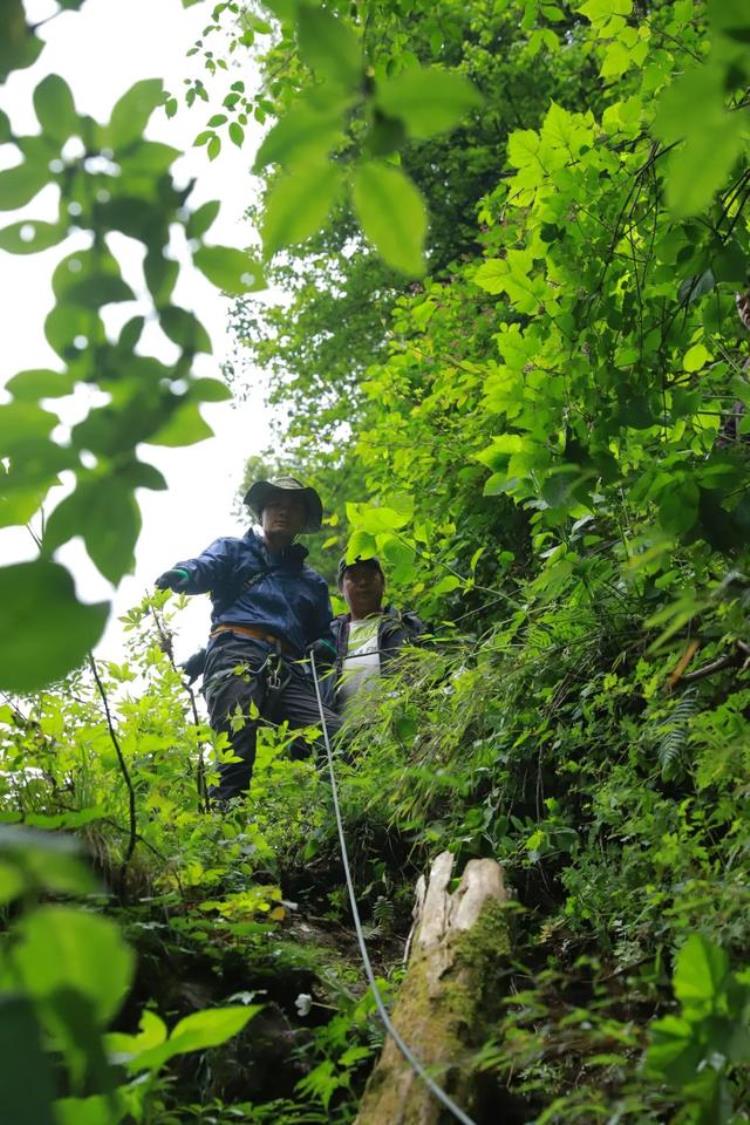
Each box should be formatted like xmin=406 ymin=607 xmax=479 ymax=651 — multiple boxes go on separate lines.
xmin=180 ymin=647 xmax=206 ymax=685
xmin=155 ymin=567 xmax=190 ymax=591
xmin=308 ymin=637 xmax=336 ymax=667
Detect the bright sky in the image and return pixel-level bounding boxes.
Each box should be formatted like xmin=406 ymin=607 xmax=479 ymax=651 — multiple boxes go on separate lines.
xmin=0 ymin=0 xmax=276 ymax=663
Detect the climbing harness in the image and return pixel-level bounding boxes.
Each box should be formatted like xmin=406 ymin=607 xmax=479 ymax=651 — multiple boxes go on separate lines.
xmin=309 ymin=652 xmax=478 ymax=1125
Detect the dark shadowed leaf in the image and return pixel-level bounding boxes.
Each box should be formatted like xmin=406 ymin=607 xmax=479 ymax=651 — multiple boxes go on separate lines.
xmin=33 ymin=74 xmax=77 ymax=143
xmin=0 ymin=997 xmax=55 ymax=1125
xmin=0 ymin=560 xmax=108 ymax=691
xmin=160 ymin=306 xmax=212 ymax=352
xmin=187 ymin=199 xmax=220 ymax=239
xmin=147 ymin=403 xmax=214 ymax=447
xmin=45 ymin=477 xmax=141 ymax=584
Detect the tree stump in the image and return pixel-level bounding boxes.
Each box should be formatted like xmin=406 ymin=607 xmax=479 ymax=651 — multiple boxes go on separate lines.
xmin=355 ymin=851 xmax=509 ymax=1125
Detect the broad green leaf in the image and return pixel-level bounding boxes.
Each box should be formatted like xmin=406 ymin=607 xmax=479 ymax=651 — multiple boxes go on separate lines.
xmin=346 ymin=529 xmax=377 ymax=562
xmin=673 ymin=934 xmax=730 ymax=1010
xmin=0 ymin=997 xmax=55 ymax=1125
xmin=683 ymin=343 xmax=711 ymax=372
xmin=0 ymin=220 xmax=66 ymax=254
xmin=658 ymin=480 xmax=699 ymax=535
xmin=187 ymin=199 xmax=220 ymax=239
xmin=45 ymin=476 xmax=141 ymax=584
xmin=0 ymin=401 xmax=57 ymax=456
xmin=160 ymin=306 xmax=212 ymax=353
xmin=147 ymin=403 xmax=214 ymax=447
xmin=169 ymin=1005 xmax=258 ymax=1052
xmin=33 ymin=74 xmax=77 ymax=143
xmin=296 ymin=3 xmax=361 ymax=88
xmin=376 ymin=65 xmax=482 ymax=139
xmin=645 ymin=1014 xmax=703 ymax=1083
xmin=351 ymin=162 xmax=427 ymax=277
xmin=378 ymin=533 xmax=415 ymax=581
xmin=55 ymin=1095 xmax=122 ymax=1125
xmin=12 ymin=907 xmax=134 ymax=1026
xmin=0 ymin=161 xmax=49 ymax=210
xmin=253 ymin=99 xmax=344 ymax=171
xmin=117 ymin=315 xmax=145 ymax=351
xmin=655 ymin=64 xmax=746 ymax=217
xmin=129 ymin=1006 xmax=259 ymax=1073
xmin=709 ymin=0 xmax=750 ymax=39
xmin=52 ymin=247 xmax=132 ymax=306
xmin=107 ymin=78 xmax=164 ymax=150
xmin=107 ymin=1010 xmax=167 ymax=1064
xmin=262 ymin=162 xmax=341 ymax=256
xmin=188 ymin=377 xmax=233 ymax=403
xmin=0 ymin=560 xmax=108 ymax=691
xmin=44 ymin=304 xmax=104 ymax=359
xmin=119 ymin=460 xmax=168 ymax=491
xmin=194 ymin=245 xmax=265 ymax=293
xmin=347 ymin=500 xmax=411 ymax=531
xmin=144 ymin=250 xmax=179 ymax=305
xmin=0 ymin=826 xmax=97 ymax=903
xmin=0 ymin=0 xmax=43 ymax=84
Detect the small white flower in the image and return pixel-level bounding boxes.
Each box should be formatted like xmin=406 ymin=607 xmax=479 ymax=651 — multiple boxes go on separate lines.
xmin=295 ymin=992 xmax=313 ymax=1017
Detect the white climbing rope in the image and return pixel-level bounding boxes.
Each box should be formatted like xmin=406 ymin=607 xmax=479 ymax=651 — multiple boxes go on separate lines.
xmin=309 ymin=652 xmax=478 ymax=1125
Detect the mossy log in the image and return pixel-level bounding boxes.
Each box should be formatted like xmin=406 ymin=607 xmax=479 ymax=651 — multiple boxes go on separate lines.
xmin=356 ymin=850 xmax=509 ymax=1125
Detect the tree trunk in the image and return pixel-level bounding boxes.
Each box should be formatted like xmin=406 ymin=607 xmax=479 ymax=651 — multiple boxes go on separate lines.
xmin=356 ymin=851 xmax=509 ymax=1125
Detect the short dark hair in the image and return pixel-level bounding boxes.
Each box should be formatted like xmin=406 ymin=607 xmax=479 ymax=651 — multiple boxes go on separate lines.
xmin=336 ymin=555 xmax=385 ymax=589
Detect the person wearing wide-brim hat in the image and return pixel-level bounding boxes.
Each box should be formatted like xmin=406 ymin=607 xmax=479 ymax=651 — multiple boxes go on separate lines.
xmin=155 ymin=476 xmax=341 ymax=803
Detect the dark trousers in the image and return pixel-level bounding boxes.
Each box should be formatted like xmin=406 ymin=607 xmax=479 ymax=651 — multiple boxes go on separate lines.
xmin=203 ymin=634 xmax=342 ymax=800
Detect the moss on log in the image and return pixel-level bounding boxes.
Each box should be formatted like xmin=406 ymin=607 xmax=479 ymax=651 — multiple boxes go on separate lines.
xmin=356 ymin=851 xmax=510 ymax=1125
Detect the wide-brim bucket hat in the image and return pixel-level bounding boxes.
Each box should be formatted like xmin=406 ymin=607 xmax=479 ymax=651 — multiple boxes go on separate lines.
xmin=244 ymin=476 xmax=323 ymax=533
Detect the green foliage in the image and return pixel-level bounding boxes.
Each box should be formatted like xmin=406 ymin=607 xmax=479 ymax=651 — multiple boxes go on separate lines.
xmin=0 ymin=25 xmax=262 ymax=688
xmin=3 ymin=1 xmax=750 ymax=1121
xmin=647 ymin=935 xmax=750 ymax=1122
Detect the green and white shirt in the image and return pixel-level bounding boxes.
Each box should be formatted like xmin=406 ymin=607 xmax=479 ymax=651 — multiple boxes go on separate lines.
xmin=338 ymin=617 xmax=381 ymax=706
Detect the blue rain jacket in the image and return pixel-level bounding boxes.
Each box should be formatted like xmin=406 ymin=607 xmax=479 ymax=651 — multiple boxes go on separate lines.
xmin=174 ymin=531 xmax=333 ymax=657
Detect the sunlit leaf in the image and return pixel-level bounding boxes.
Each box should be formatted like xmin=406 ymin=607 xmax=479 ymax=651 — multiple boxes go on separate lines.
xmin=12 ymin=907 xmax=134 ymax=1025
xmin=194 ymin=245 xmax=265 ymax=293
xmin=673 ymin=934 xmax=730 ymax=1010
xmin=262 ymin=162 xmax=341 ymax=256
xmin=351 ymin=161 xmax=427 ymax=276
xmin=376 ymin=65 xmax=482 ymax=139
xmin=296 ymin=3 xmax=361 ymax=88
xmin=106 ymin=78 xmax=164 ymax=149
xmin=253 ymin=99 xmax=345 ymax=171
